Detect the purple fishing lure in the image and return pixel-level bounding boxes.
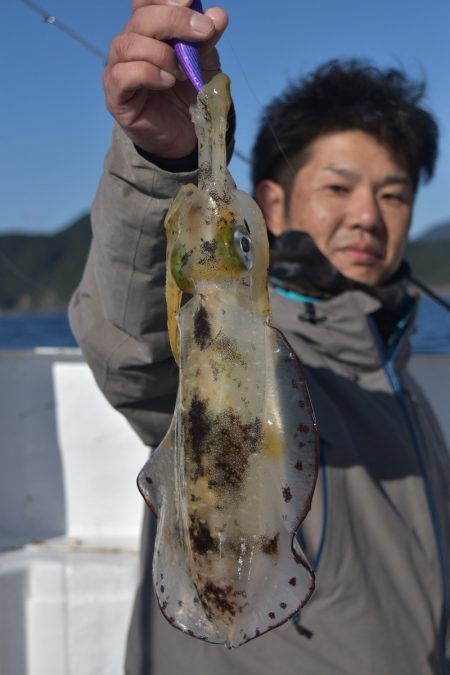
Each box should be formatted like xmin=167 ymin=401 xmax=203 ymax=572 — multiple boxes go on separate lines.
xmin=173 ymin=0 xmax=205 ymax=91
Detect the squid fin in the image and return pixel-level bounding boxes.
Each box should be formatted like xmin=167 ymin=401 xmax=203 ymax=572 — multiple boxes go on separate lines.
xmin=165 ymin=185 xmax=195 ymax=363
xmin=137 ymin=416 xmax=176 ymax=518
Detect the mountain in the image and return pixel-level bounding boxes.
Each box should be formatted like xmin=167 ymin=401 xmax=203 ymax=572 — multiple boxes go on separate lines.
xmin=1 ymin=211 xmax=449 ymax=313
xmin=0 ymin=214 xmax=91 ymax=313
xmin=418 ymin=219 xmax=450 ymax=242
xmin=406 ymin=219 xmax=450 ymax=287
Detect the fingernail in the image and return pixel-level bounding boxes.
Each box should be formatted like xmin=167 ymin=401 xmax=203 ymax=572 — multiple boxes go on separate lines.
xmin=160 ymin=69 xmax=176 ymax=85
xmin=190 ymin=13 xmax=213 ymax=35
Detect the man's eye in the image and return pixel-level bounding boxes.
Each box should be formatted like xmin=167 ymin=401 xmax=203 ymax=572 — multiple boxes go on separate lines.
xmin=327 ymin=184 xmax=349 ymax=194
xmin=382 ymin=192 xmax=407 ymax=204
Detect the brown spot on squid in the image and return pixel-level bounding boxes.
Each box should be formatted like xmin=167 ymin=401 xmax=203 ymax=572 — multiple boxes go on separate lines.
xmin=193 ymin=304 xmax=211 ymax=349
xmin=261 ymin=533 xmax=280 ymax=557
xmin=282 ymin=486 xmax=293 ymax=503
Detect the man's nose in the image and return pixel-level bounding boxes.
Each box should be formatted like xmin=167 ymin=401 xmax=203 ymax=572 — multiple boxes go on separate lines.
xmin=348 ymin=190 xmax=384 ymax=232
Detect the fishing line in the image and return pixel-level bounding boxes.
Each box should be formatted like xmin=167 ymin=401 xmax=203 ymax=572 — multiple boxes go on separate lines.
xmin=19 ymin=0 xmax=450 ymax=313
xmin=223 ymin=32 xmax=298 ymax=182
xmin=19 ymin=0 xmax=107 ymax=62
xmin=233 ymin=149 xmax=250 ymax=165
xmin=408 ymin=275 xmax=450 ymax=313
xmin=19 ymin=0 xmax=252 ymax=167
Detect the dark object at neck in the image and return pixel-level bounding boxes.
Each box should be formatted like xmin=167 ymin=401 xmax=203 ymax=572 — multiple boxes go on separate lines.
xmin=269 ymin=231 xmax=413 ymax=344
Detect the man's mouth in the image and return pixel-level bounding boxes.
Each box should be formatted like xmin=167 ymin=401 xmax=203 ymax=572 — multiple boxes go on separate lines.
xmin=335 ymin=244 xmax=384 ymax=264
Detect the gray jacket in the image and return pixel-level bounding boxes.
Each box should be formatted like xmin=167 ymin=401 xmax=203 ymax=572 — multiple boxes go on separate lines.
xmin=70 ymin=126 xmax=450 ymax=675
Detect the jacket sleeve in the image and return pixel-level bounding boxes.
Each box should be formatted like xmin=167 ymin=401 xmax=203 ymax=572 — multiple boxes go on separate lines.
xmin=69 ymin=124 xmax=198 ymax=447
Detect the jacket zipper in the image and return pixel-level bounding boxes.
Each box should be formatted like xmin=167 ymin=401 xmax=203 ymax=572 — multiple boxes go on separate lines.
xmin=367 ymin=315 xmax=449 ymax=673
xmin=273 ymin=281 xmax=449 ymax=661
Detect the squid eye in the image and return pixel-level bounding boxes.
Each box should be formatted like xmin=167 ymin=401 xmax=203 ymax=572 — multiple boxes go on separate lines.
xmin=234 ymin=227 xmax=253 ymax=270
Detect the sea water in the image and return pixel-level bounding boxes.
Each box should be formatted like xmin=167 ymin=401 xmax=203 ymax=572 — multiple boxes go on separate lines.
xmin=0 ymin=312 xmax=77 ymax=349
xmin=412 ymin=295 xmax=450 ymax=353
xmin=0 ymin=296 xmax=449 ymax=352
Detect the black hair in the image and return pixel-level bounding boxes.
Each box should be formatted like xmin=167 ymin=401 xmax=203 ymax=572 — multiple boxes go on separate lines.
xmin=251 ymin=59 xmax=438 ymax=195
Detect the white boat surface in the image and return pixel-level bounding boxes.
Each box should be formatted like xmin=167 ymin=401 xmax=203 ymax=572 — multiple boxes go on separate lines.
xmin=0 ymin=348 xmax=148 ymax=675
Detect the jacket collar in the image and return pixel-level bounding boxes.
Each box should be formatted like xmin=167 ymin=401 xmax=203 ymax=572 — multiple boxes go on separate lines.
xmin=268 ymin=232 xmax=418 ymax=373
xmin=270 ymin=286 xmax=418 ymax=372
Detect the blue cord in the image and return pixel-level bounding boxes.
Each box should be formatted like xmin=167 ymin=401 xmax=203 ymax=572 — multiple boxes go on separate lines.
xmin=269 ymin=276 xmax=324 ymax=305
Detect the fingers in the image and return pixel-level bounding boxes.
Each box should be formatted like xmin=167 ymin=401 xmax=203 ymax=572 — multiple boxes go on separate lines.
xmin=128 ymin=0 xmax=228 ymax=42
xmin=126 ymin=4 xmax=216 ymax=42
xmin=200 ymin=7 xmax=228 ymax=50
xmin=105 ymin=2 xmax=228 ymax=95
xmin=103 ymin=0 xmax=228 ymax=122
xmin=104 ymin=63 xmax=174 ymax=117
xmin=197 ymin=7 xmax=228 ymax=70
xmin=131 ymin=0 xmax=193 ymax=12
xmin=108 ymin=33 xmax=180 ymax=77
xmin=105 ymin=37 xmax=179 ymax=114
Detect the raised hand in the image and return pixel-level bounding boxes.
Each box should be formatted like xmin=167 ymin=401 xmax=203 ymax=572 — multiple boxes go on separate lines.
xmin=103 ymin=0 xmax=228 ymax=159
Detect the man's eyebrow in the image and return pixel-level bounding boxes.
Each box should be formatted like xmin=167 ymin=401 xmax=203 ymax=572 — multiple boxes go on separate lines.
xmin=322 ymin=165 xmax=358 ymax=179
xmin=322 ymin=165 xmax=412 ymax=187
xmin=381 ymin=175 xmax=413 ymax=188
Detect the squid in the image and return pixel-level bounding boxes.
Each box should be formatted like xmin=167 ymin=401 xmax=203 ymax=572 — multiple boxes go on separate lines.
xmin=137 ymin=45 xmax=319 ymax=649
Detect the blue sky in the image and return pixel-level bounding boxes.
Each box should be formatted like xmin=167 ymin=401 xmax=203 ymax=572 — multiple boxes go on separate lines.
xmin=2 ymin=0 xmax=449 ymax=239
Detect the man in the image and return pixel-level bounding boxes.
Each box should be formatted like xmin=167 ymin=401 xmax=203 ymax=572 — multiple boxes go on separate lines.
xmin=69 ymin=1 xmax=450 ymax=673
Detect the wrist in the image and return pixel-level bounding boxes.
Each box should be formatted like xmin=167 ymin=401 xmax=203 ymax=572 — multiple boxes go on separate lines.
xmin=135 ymin=145 xmax=199 ymax=173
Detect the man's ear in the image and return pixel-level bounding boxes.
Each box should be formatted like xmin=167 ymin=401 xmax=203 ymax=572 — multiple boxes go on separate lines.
xmin=254 ymin=180 xmax=288 ymax=236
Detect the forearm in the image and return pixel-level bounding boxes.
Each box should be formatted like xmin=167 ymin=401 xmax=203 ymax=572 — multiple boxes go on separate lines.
xmin=69 ymin=124 xmax=197 ymax=446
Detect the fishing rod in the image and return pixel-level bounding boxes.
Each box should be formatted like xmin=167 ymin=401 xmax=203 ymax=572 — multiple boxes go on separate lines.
xmin=408 ymin=275 xmax=450 ymax=313
xmin=19 ymin=0 xmax=107 ymax=62
xmin=19 ymin=0 xmax=253 ymax=165
xmin=18 ymin=0 xmax=447 ymax=256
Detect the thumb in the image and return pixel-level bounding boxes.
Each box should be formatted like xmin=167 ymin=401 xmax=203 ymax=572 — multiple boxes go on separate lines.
xmin=200 ymin=6 xmax=228 ymax=74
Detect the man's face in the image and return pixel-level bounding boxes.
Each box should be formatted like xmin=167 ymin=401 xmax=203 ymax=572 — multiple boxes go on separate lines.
xmin=261 ymin=130 xmax=415 ymax=286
